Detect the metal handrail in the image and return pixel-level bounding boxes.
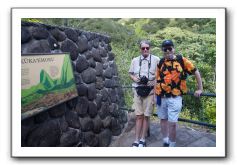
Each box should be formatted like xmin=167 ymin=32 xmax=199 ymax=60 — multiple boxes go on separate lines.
xmin=120 ymin=85 xmax=216 ymax=128
xmin=121 ymin=85 xmax=216 ymax=97
xmin=119 ymin=107 xmax=216 ymax=128
xmin=185 ymin=91 xmax=216 ymax=97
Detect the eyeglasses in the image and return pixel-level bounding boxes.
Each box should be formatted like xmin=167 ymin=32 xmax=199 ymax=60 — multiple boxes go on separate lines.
xmin=163 ymin=47 xmax=173 ymax=52
xmin=141 ymin=47 xmax=150 ymax=50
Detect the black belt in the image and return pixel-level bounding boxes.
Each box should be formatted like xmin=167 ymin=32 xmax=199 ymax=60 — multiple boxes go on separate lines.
xmin=160 ymin=94 xmax=181 ymax=98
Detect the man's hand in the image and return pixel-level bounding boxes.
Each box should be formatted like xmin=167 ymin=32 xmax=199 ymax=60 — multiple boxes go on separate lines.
xmin=194 ymin=89 xmax=202 ymax=97
xmin=132 ymin=76 xmax=140 ymax=83
xmin=194 ymin=70 xmax=203 ymax=98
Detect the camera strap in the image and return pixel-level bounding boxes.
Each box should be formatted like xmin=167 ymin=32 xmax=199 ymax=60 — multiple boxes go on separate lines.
xmin=139 ymin=54 xmax=151 ymax=80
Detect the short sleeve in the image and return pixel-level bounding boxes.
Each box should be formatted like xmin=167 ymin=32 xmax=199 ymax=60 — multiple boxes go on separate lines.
xmin=183 ymin=57 xmax=197 ymax=74
xmin=155 ymin=56 xmax=160 ymax=67
xmin=128 ymin=59 xmax=135 ymax=74
xmin=155 ymin=62 xmax=161 ymax=80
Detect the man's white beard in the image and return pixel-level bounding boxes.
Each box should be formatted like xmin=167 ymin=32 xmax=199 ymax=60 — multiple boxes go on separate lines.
xmin=166 ymin=53 xmax=174 ymax=60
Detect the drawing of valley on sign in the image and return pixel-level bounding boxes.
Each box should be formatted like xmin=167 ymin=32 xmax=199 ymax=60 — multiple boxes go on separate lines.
xmin=21 ymin=53 xmax=78 ymax=120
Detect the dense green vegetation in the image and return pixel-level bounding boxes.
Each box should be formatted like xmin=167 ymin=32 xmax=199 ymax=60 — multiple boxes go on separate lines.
xmin=23 ymin=18 xmax=216 ymax=125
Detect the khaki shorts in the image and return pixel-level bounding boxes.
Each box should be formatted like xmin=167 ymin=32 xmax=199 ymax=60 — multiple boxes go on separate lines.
xmin=132 ymin=92 xmax=154 ymax=116
xmin=157 ymin=96 xmax=182 ymax=122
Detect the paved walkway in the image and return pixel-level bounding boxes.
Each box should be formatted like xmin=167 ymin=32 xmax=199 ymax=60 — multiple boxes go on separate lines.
xmin=110 ymin=114 xmax=216 ymax=147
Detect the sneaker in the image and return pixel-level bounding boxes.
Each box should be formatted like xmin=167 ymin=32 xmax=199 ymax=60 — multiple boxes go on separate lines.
xmin=163 ymin=143 xmax=169 ymax=147
xmin=138 ymin=141 xmax=146 ymax=147
xmin=169 ymin=142 xmax=176 ymax=147
xmin=132 ymin=142 xmax=139 ymax=147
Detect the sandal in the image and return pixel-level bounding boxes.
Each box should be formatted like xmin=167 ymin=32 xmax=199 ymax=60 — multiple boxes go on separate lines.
xmin=138 ymin=141 xmax=146 ymax=147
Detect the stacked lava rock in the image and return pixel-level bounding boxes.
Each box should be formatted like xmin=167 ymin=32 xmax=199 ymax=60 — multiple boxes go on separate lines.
xmin=21 ymin=21 xmax=127 ymax=147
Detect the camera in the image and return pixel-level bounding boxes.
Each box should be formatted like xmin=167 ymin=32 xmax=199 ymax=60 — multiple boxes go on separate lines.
xmin=139 ymin=76 xmax=149 ymax=85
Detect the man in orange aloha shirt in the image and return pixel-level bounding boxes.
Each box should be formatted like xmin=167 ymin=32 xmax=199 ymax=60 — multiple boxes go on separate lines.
xmin=155 ymin=40 xmax=203 ymax=147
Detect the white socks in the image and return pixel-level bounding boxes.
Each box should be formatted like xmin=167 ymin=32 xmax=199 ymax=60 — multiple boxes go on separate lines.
xmin=138 ymin=138 xmax=146 ymax=147
xmin=140 ymin=138 xmax=145 ymax=142
xmin=163 ymin=137 xmax=176 ymax=147
xmin=163 ymin=137 xmax=169 ymax=144
xmin=134 ymin=140 xmax=139 ymax=144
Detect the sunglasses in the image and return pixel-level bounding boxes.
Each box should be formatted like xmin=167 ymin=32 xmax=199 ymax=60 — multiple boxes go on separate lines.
xmin=141 ymin=47 xmax=150 ymax=50
xmin=163 ymin=47 xmax=173 ymax=52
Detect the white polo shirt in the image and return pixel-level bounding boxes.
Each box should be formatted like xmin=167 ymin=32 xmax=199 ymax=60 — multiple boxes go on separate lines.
xmin=129 ymin=54 xmax=160 ymax=87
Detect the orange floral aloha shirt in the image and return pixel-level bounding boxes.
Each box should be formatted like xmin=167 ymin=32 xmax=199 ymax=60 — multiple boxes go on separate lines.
xmin=155 ymin=56 xmax=196 ymax=97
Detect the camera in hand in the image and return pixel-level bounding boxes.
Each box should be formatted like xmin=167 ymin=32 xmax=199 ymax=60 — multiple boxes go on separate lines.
xmin=139 ymin=76 xmax=149 ymax=85
xmin=136 ymin=76 xmax=152 ymax=97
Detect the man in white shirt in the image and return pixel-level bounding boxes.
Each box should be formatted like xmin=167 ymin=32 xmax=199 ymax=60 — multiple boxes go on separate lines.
xmin=129 ymin=40 xmax=160 ymax=147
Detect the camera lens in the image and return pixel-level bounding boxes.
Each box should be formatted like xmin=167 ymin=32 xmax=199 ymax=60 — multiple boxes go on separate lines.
xmin=140 ymin=76 xmax=148 ymax=85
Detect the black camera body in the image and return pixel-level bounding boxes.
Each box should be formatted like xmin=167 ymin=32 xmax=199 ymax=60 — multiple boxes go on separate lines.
xmin=139 ymin=76 xmax=149 ymax=85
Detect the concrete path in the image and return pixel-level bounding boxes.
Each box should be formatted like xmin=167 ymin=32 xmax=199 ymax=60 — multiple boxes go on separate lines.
xmin=109 ymin=114 xmax=216 ymax=147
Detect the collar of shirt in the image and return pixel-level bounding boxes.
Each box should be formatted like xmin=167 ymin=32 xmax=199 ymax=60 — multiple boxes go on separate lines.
xmin=140 ymin=54 xmax=151 ymax=61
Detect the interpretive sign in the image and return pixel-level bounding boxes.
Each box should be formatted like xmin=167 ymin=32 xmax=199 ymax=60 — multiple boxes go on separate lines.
xmin=21 ymin=53 xmax=78 ymax=120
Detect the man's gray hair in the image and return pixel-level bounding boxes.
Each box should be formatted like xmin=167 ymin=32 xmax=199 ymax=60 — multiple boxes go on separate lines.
xmin=139 ymin=40 xmax=151 ymax=48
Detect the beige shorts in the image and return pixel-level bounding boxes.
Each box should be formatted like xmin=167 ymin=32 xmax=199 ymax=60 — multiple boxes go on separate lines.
xmin=132 ymin=91 xmax=154 ymax=116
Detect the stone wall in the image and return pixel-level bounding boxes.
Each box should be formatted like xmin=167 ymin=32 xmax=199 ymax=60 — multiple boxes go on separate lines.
xmin=21 ymin=21 xmax=127 ymax=147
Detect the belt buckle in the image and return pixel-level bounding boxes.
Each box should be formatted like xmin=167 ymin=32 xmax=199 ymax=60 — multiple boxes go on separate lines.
xmin=161 ymin=95 xmax=167 ymax=98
